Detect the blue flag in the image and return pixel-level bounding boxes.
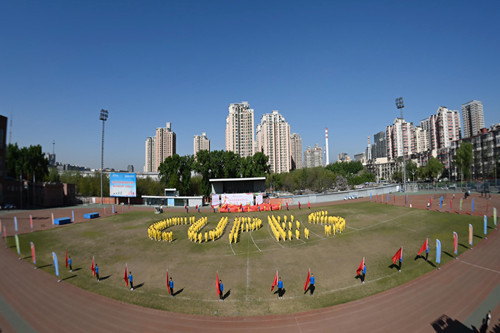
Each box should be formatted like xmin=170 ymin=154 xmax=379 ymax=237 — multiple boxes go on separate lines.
xmin=52 ymin=252 xmax=60 ymax=278
xmin=370 ymin=193 xmax=372 ymax=201
xmin=15 ymin=234 xmax=20 ymax=255
xmin=440 ymin=197 xmax=443 ymax=209
xmin=14 ymin=217 xmax=18 ymax=232
xmin=484 ymin=215 xmax=487 ymax=236
xmin=436 ymin=239 xmax=441 ymax=265
xmin=387 ymin=194 xmax=389 ymax=203
xmin=472 ymin=198 xmax=475 ymax=212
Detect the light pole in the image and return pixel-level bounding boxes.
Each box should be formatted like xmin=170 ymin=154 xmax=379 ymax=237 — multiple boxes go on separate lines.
xmin=99 ymin=109 xmax=109 ymax=206
xmin=395 ymin=97 xmax=407 ymax=192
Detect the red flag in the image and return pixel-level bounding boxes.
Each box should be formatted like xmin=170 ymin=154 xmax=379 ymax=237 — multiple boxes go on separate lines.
xmin=356 ymin=257 xmax=365 ymax=276
xmin=65 ymin=250 xmax=68 ymax=268
xmin=392 ymin=247 xmax=403 ymax=265
xmin=216 ymin=272 xmax=220 ymax=296
xmin=166 ymin=269 xmax=170 ymax=294
xmin=453 ymin=232 xmax=458 ymax=255
xmin=417 ymin=238 xmax=428 ymax=256
xmin=303 ymin=268 xmax=311 ymax=291
xmin=271 ymin=270 xmax=278 ymax=291
xmin=124 ymin=264 xmax=128 ymax=286
xmin=91 ymin=256 xmax=95 ymax=277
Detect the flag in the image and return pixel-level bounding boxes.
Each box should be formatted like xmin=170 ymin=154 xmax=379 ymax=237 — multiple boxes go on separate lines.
xmin=484 ymin=215 xmax=487 ymax=236
xmin=124 ymin=264 xmax=128 ymax=286
xmin=469 ymin=224 xmax=473 ymax=246
xmin=392 ymin=247 xmax=403 ymax=265
xmin=15 ymin=234 xmax=20 ymax=255
xmin=472 ymin=198 xmax=475 ymax=212
xmin=436 ymin=239 xmax=441 ymax=265
xmin=216 ymin=272 xmax=220 ymax=296
xmin=30 ymin=215 xmax=33 ymax=231
xmin=65 ymin=250 xmax=68 ymax=267
xmin=453 ymin=232 xmax=458 ymax=255
xmin=356 ymin=257 xmax=365 ymax=275
xmin=30 ymin=241 xmax=36 ymax=265
xmin=460 ymin=198 xmax=463 ymax=212
xmin=494 ymin=207 xmax=497 ymax=226
xmin=417 ymin=238 xmax=428 ymax=256
xmin=271 ymin=270 xmax=278 ymax=291
xmin=166 ymin=269 xmax=170 ymax=294
xmin=14 ymin=217 xmax=18 ymax=232
xmin=52 ymin=252 xmax=60 ymax=278
xmin=91 ymin=256 xmax=95 ymax=277
xmin=303 ymin=268 xmax=311 ymax=291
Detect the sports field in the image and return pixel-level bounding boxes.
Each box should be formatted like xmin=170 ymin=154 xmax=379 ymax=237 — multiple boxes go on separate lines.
xmin=7 ymin=200 xmax=492 ymax=317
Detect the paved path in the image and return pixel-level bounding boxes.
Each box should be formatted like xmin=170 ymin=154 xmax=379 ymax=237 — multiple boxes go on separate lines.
xmin=1 ymin=196 xmax=499 ymax=332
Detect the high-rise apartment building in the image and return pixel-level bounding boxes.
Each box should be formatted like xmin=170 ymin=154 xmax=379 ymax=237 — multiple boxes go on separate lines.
xmin=255 ymin=110 xmax=291 ymax=174
xmin=144 ymin=122 xmax=176 ymax=172
xmin=386 ymin=118 xmax=415 ymax=160
xmin=193 ymin=132 xmax=210 ymax=156
xmin=304 ymin=144 xmax=323 ymax=168
xmin=144 ymin=136 xmax=155 ymax=172
xmin=225 ymin=102 xmax=255 ymax=158
xmin=414 ymin=126 xmax=428 ymax=153
xmin=462 ymin=100 xmax=485 ymax=138
xmin=290 ymin=133 xmax=303 ymax=170
xmin=420 ymin=106 xmax=460 ymax=151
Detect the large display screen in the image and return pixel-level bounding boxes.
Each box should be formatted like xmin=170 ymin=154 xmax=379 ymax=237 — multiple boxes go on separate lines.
xmin=109 ymin=173 xmax=137 ymax=197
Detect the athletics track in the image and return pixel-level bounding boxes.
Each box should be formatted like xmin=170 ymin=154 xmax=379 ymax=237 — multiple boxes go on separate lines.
xmin=0 ymin=193 xmax=499 ymax=332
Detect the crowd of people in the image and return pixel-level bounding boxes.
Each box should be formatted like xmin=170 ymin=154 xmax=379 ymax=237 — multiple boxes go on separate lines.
xmin=308 ymin=211 xmax=346 ymax=237
xmin=229 ymin=217 xmax=263 ymax=244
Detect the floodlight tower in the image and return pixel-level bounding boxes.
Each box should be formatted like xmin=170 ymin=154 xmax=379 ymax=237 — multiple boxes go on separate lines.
xmin=99 ymin=109 xmax=109 ymax=206
xmin=395 ymin=97 xmax=406 ymax=192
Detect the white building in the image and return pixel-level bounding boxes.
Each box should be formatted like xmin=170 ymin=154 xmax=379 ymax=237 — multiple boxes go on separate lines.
xmin=386 ymin=118 xmax=415 ymax=159
xmin=462 ymin=100 xmax=485 ymax=138
xmin=290 ymin=133 xmax=303 ymax=170
xmin=144 ymin=136 xmax=155 ymax=172
xmin=304 ymin=144 xmax=323 ymax=168
xmin=194 ymin=132 xmax=210 ymax=156
xmin=225 ymin=102 xmax=255 ymax=158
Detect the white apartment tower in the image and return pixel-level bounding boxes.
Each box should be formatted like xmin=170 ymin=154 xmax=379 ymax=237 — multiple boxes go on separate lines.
xmin=255 ymin=110 xmax=291 ymax=174
xmin=154 ymin=122 xmax=176 ymax=171
xmin=304 ymin=144 xmax=323 ymax=168
xmin=421 ymin=106 xmax=461 ymax=151
xmin=225 ymin=102 xmax=255 ymax=158
xmin=194 ymin=132 xmax=210 ymax=156
xmin=144 ymin=136 xmax=155 ymax=172
xmin=290 ymin=133 xmax=303 ymax=170
xmin=462 ymin=100 xmax=485 ymax=138
xmin=386 ymin=118 xmax=415 ymax=160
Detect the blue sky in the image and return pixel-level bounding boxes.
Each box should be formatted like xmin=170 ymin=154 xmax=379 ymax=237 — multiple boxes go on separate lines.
xmin=1 ymin=1 xmax=499 ymax=171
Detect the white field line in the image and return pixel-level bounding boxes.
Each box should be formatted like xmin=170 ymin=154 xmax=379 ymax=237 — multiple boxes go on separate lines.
xmin=249 ymin=230 xmax=262 ymax=252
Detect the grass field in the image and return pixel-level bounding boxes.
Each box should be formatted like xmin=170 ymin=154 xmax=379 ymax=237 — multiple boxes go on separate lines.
xmin=8 ymin=201 xmax=489 ymax=317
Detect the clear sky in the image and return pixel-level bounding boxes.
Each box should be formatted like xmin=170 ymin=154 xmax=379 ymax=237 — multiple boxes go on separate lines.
xmin=1 ymin=1 xmax=499 ymax=171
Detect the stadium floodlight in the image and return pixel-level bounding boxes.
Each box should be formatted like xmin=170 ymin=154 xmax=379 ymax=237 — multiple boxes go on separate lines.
xmin=99 ymin=109 xmax=109 ymax=206
xmin=395 ymin=98 xmax=407 ymax=192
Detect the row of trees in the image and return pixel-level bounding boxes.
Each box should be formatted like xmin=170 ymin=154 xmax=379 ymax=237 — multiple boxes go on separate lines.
xmin=6 ymin=144 xmax=49 ymax=181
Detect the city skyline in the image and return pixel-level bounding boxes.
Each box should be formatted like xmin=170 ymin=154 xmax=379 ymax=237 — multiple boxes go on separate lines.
xmin=1 ymin=1 xmax=498 ymax=170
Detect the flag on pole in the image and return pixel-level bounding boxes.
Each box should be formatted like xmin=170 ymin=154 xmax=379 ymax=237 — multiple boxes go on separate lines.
xmin=14 ymin=217 xmax=18 ymax=232
xmin=453 ymin=232 xmax=458 ymax=255
xmin=91 ymin=256 xmax=95 ymax=276
xmin=469 ymin=224 xmax=473 ymax=246
xmin=370 ymin=193 xmax=372 ymax=201
xmin=460 ymin=198 xmax=463 ymax=212
xmin=51 ymin=213 xmax=54 ymax=225
xmin=392 ymin=247 xmax=403 ymax=265
xmin=387 ymin=194 xmax=389 ymax=204
xmin=30 ymin=241 xmax=36 ymax=265
xmin=166 ymin=269 xmax=170 ymax=294
xmin=271 ymin=270 xmax=278 ymax=291
xmin=72 ymin=210 xmax=75 ymax=222
xmin=30 ymin=215 xmax=33 ymax=231
xmin=439 ymin=197 xmax=443 ymax=210
xmin=15 ymin=234 xmax=20 ymax=255
xmin=356 ymin=257 xmax=365 ymax=275
xmin=472 ymin=198 xmax=475 ymax=212
xmin=303 ymin=268 xmax=311 ymax=291
xmin=484 ymin=215 xmax=487 ymax=236
xmin=436 ymin=239 xmax=441 ymax=265
xmin=216 ymin=272 xmax=220 ymax=297
xmin=65 ymin=250 xmax=68 ymax=267
xmin=417 ymin=238 xmax=428 ymax=256
xmin=449 ymin=200 xmax=452 ymax=212
xmin=494 ymin=207 xmax=497 ymax=226
xmin=52 ymin=252 xmax=60 ymax=279
xmin=124 ymin=264 xmax=129 ymax=286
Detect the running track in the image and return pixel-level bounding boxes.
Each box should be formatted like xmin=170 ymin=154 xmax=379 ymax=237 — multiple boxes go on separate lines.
xmin=1 ymin=198 xmax=499 ymax=332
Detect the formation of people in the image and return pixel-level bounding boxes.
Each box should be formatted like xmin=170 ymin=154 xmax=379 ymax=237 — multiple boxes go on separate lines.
xmin=148 ymin=216 xmax=196 ymax=242
xmin=229 ymin=217 xmax=263 ymax=244
xmin=267 ymin=214 xmax=310 ymax=241
xmin=308 ymin=211 xmax=346 ymax=237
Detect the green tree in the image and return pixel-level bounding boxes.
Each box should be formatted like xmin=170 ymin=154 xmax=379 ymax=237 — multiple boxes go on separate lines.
xmin=47 ymin=167 xmax=61 ymax=183
xmin=158 ymin=154 xmax=194 ymax=196
xmin=425 ymin=157 xmax=444 ymax=181
xmin=6 ymin=143 xmax=49 ymax=181
xmin=454 ymin=142 xmax=473 ymax=182
xmin=406 ymin=160 xmax=418 ymax=181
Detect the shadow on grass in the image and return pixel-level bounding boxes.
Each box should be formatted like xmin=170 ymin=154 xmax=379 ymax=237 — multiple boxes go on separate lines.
xmin=442 ymin=251 xmax=454 ymax=258
xmin=173 ymin=288 xmax=183 ymax=296
xmin=62 ymin=275 xmax=77 ymax=281
xmin=426 ymin=260 xmax=437 ymax=268
xmin=22 ymin=255 xmax=32 ymax=260
xmin=134 ymin=282 xmax=144 ymax=289
xmin=37 ymin=263 xmax=52 ymax=269
xmin=458 ymin=243 xmax=469 ymax=249
xmin=430 ymin=314 xmax=473 ymax=332
xmin=388 ymin=263 xmax=400 ymax=271
xmin=222 ymin=289 xmax=231 ymax=300
xmin=473 ymin=234 xmax=483 ymax=240
xmin=73 ymin=267 xmax=82 ymax=272
xmin=100 ymin=275 xmax=112 ymax=281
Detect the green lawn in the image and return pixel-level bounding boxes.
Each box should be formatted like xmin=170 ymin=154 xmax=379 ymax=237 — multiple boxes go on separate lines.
xmin=8 ymin=202 xmax=486 ymax=316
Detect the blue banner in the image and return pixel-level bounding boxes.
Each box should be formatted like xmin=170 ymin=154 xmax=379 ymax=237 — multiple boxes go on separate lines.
xmin=436 ymin=239 xmax=441 ymax=265
xmin=387 ymin=194 xmax=389 ymax=203
xmin=14 ymin=217 xmax=18 ymax=232
xmin=110 ymin=173 xmax=137 ymax=198
xmin=370 ymin=193 xmax=372 ymax=201
xmin=440 ymin=197 xmax=443 ymax=209
xmin=484 ymin=215 xmax=487 ymax=236
xmin=52 ymin=252 xmax=60 ymax=278
xmin=472 ymin=198 xmax=475 ymax=212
